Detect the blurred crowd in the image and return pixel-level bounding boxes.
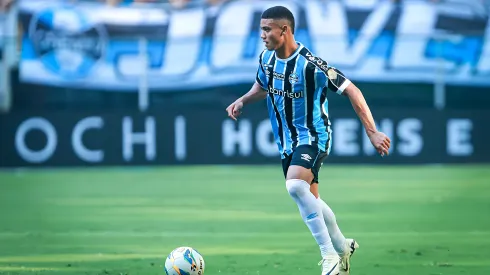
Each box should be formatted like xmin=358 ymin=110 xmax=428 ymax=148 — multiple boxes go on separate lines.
xmin=96 ymin=0 xmax=490 ymax=8
xmin=0 ymin=0 xmax=489 ymax=12
xmin=1 ymin=0 xmax=490 ymax=10
xmin=66 ymin=0 xmax=229 ymax=8
xmin=0 ymin=0 xmax=13 ymax=11
xmin=0 ymin=0 xmax=230 ymax=9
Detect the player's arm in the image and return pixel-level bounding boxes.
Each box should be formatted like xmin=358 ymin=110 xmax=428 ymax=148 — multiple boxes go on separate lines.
xmin=226 ymin=82 xmax=267 ymax=121
xmin=226 ymin=51 xmax=269 ymax=121
xmin=342 ymin=83 xmax=391 ymax=156
xmin=323 ymin=67 xmax=391 ymax=156
xmin=238 ymin=82 xmax=268 ymax=105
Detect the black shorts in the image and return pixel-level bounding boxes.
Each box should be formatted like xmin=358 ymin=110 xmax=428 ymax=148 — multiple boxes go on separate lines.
xmin=281 ymin=145 xmax=329 ymax=184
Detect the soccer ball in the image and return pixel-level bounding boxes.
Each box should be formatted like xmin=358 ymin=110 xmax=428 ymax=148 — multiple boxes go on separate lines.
xmin=164 ymin=247 xmax=205 ymax=275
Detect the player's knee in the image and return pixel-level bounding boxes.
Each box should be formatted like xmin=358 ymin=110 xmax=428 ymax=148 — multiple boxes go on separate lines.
xmin=286 ymin=179 xmax=309 ymax=197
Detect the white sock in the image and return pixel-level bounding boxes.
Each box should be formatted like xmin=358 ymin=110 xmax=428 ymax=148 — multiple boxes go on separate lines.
xmin=318 ymin=197 xmax=347 ymax=256
xmin=286 ymin=179 xmax=335 ymax=257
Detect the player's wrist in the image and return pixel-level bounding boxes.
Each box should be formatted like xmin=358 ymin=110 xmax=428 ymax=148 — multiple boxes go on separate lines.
xmin=237 ymin=96 xmax=248 ymax=105
xmin=235 ymin=98 xmax=244 ymax=106
xmin=366 ymin=129 xmax=377 ymax=138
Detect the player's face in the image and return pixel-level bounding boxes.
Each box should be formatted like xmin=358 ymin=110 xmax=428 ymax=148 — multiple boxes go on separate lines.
xmin=260 ymin=19 xmax=286 ymax=51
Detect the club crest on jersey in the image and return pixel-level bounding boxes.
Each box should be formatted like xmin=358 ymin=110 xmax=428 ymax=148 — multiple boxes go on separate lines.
xmin=289 ymin=73 xmax=299 ymax=84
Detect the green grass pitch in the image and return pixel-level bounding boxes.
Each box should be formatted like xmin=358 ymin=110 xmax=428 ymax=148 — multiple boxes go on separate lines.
xmin=0 ymin=165 xmax=489 ymax=275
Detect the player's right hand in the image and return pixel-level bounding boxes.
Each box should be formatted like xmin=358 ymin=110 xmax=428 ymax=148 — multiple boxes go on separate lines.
xmin=226 ymin=101 xmax=244 ymax=121
xmin=368 ymin=131 xmax=391 ymax=157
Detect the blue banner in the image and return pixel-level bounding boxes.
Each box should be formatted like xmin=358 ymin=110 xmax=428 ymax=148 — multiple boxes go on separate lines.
xmin=0 ymin=11 xmax=5 ymax=110
xmin=0 ymin=12 xmax=4 ymax=59
xmin=18 ymin=0 xmax=490 ymax=90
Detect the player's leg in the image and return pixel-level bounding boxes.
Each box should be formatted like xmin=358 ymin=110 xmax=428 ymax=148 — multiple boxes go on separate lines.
xmin=309 ymin=155 xmax=347 ymax=255
xmin=311 ymin=155 xmax=359 ymax=275
xmin=284 ymin=145 xmax=339 ymax=275
xmin=318 ymin=192 xmax=359 ymax=275
xmin=317 ymin=195 xmax=347 ymax=255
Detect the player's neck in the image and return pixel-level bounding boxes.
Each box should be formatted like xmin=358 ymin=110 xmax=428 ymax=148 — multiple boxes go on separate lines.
xmin=275 ymin=40 xmax=299 ymax=60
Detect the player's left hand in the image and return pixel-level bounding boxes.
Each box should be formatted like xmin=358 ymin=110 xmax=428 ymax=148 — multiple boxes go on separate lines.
xmin=368 ymin=131 xmax=391 ymax=157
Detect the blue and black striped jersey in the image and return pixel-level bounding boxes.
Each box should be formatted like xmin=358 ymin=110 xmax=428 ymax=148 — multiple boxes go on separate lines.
xmin=256 ymin=42 xmax=351 ymax=158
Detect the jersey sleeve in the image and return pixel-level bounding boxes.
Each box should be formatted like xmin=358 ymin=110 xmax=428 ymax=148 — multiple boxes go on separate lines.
xmin=325 ymin=67 xmax=351 ymax=95
xmin=255 ymin=51 xmax=268 ymax=90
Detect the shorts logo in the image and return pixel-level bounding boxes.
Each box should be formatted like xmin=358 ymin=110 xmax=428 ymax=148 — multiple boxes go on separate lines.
xmin=301 ymin=154 xmax=312 ymax=162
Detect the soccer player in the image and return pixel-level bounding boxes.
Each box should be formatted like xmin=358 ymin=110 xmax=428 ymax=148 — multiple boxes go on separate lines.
xmin=225 ymin=6 xmax=391 ymax=275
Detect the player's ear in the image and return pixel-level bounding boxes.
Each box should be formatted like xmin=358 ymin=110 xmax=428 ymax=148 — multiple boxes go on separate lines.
xmin=281 ymin=26 xmax=287 ymax=35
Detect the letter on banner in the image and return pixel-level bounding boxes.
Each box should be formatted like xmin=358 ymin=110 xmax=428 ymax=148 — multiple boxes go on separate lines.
xmin=222 ymin=119 xmax=252 ymax=157
xmin=15 ymin=117 xmax=57 ymax=163
xmin=174 ymin=116 xmax=186 ymax=161
xmin=447 ymin=119 xmax=473 ymax=156
xmin=122 ymin=117 xmax=156 ymax=161
xmin=397 ymin=118 xmax=423 ymax=156
xmin=390 ymin=2 xmax=438 ymax=71
xmin=211 ymin=1 xmax=253 ymax=69
xmin=159 ymin=8 xmax=204 ymax=75
xmin=306 ymin=0 xmax=393 ymax=67
xmin=477 ymin=17 xmax=490 ymax=75
xmin=72 ymin=117 xmax=104 ymax=163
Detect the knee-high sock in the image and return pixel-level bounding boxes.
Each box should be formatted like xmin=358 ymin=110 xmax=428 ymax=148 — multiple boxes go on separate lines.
xmin=286 ymin=179 xmax=335 ymax=257
xmin=318 ymin=197 xmax=347 ymax=255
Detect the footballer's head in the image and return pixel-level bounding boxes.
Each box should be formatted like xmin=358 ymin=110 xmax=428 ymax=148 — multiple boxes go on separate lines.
xmin=260 ymin=6 xmax=295 ymax=51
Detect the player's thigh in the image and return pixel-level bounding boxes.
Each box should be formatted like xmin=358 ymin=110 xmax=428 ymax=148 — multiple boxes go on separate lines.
xmin=287 ymin=165 xmax=314 ymax=184
xmin=283 ymin=153 xmax=312 ymax=183
xmin=285 ymin=145 xmax=325 ymax=184
xmin=312 ymin=151 xmax=329 ymax=184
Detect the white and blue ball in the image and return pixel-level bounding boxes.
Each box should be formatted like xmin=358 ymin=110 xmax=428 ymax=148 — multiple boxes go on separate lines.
xmin=164 ymin=247 xmax=205 ymax=275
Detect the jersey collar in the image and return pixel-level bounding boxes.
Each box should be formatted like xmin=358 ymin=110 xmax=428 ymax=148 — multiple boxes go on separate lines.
xmin=275 ymin=42 xmax=304 ymax=62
